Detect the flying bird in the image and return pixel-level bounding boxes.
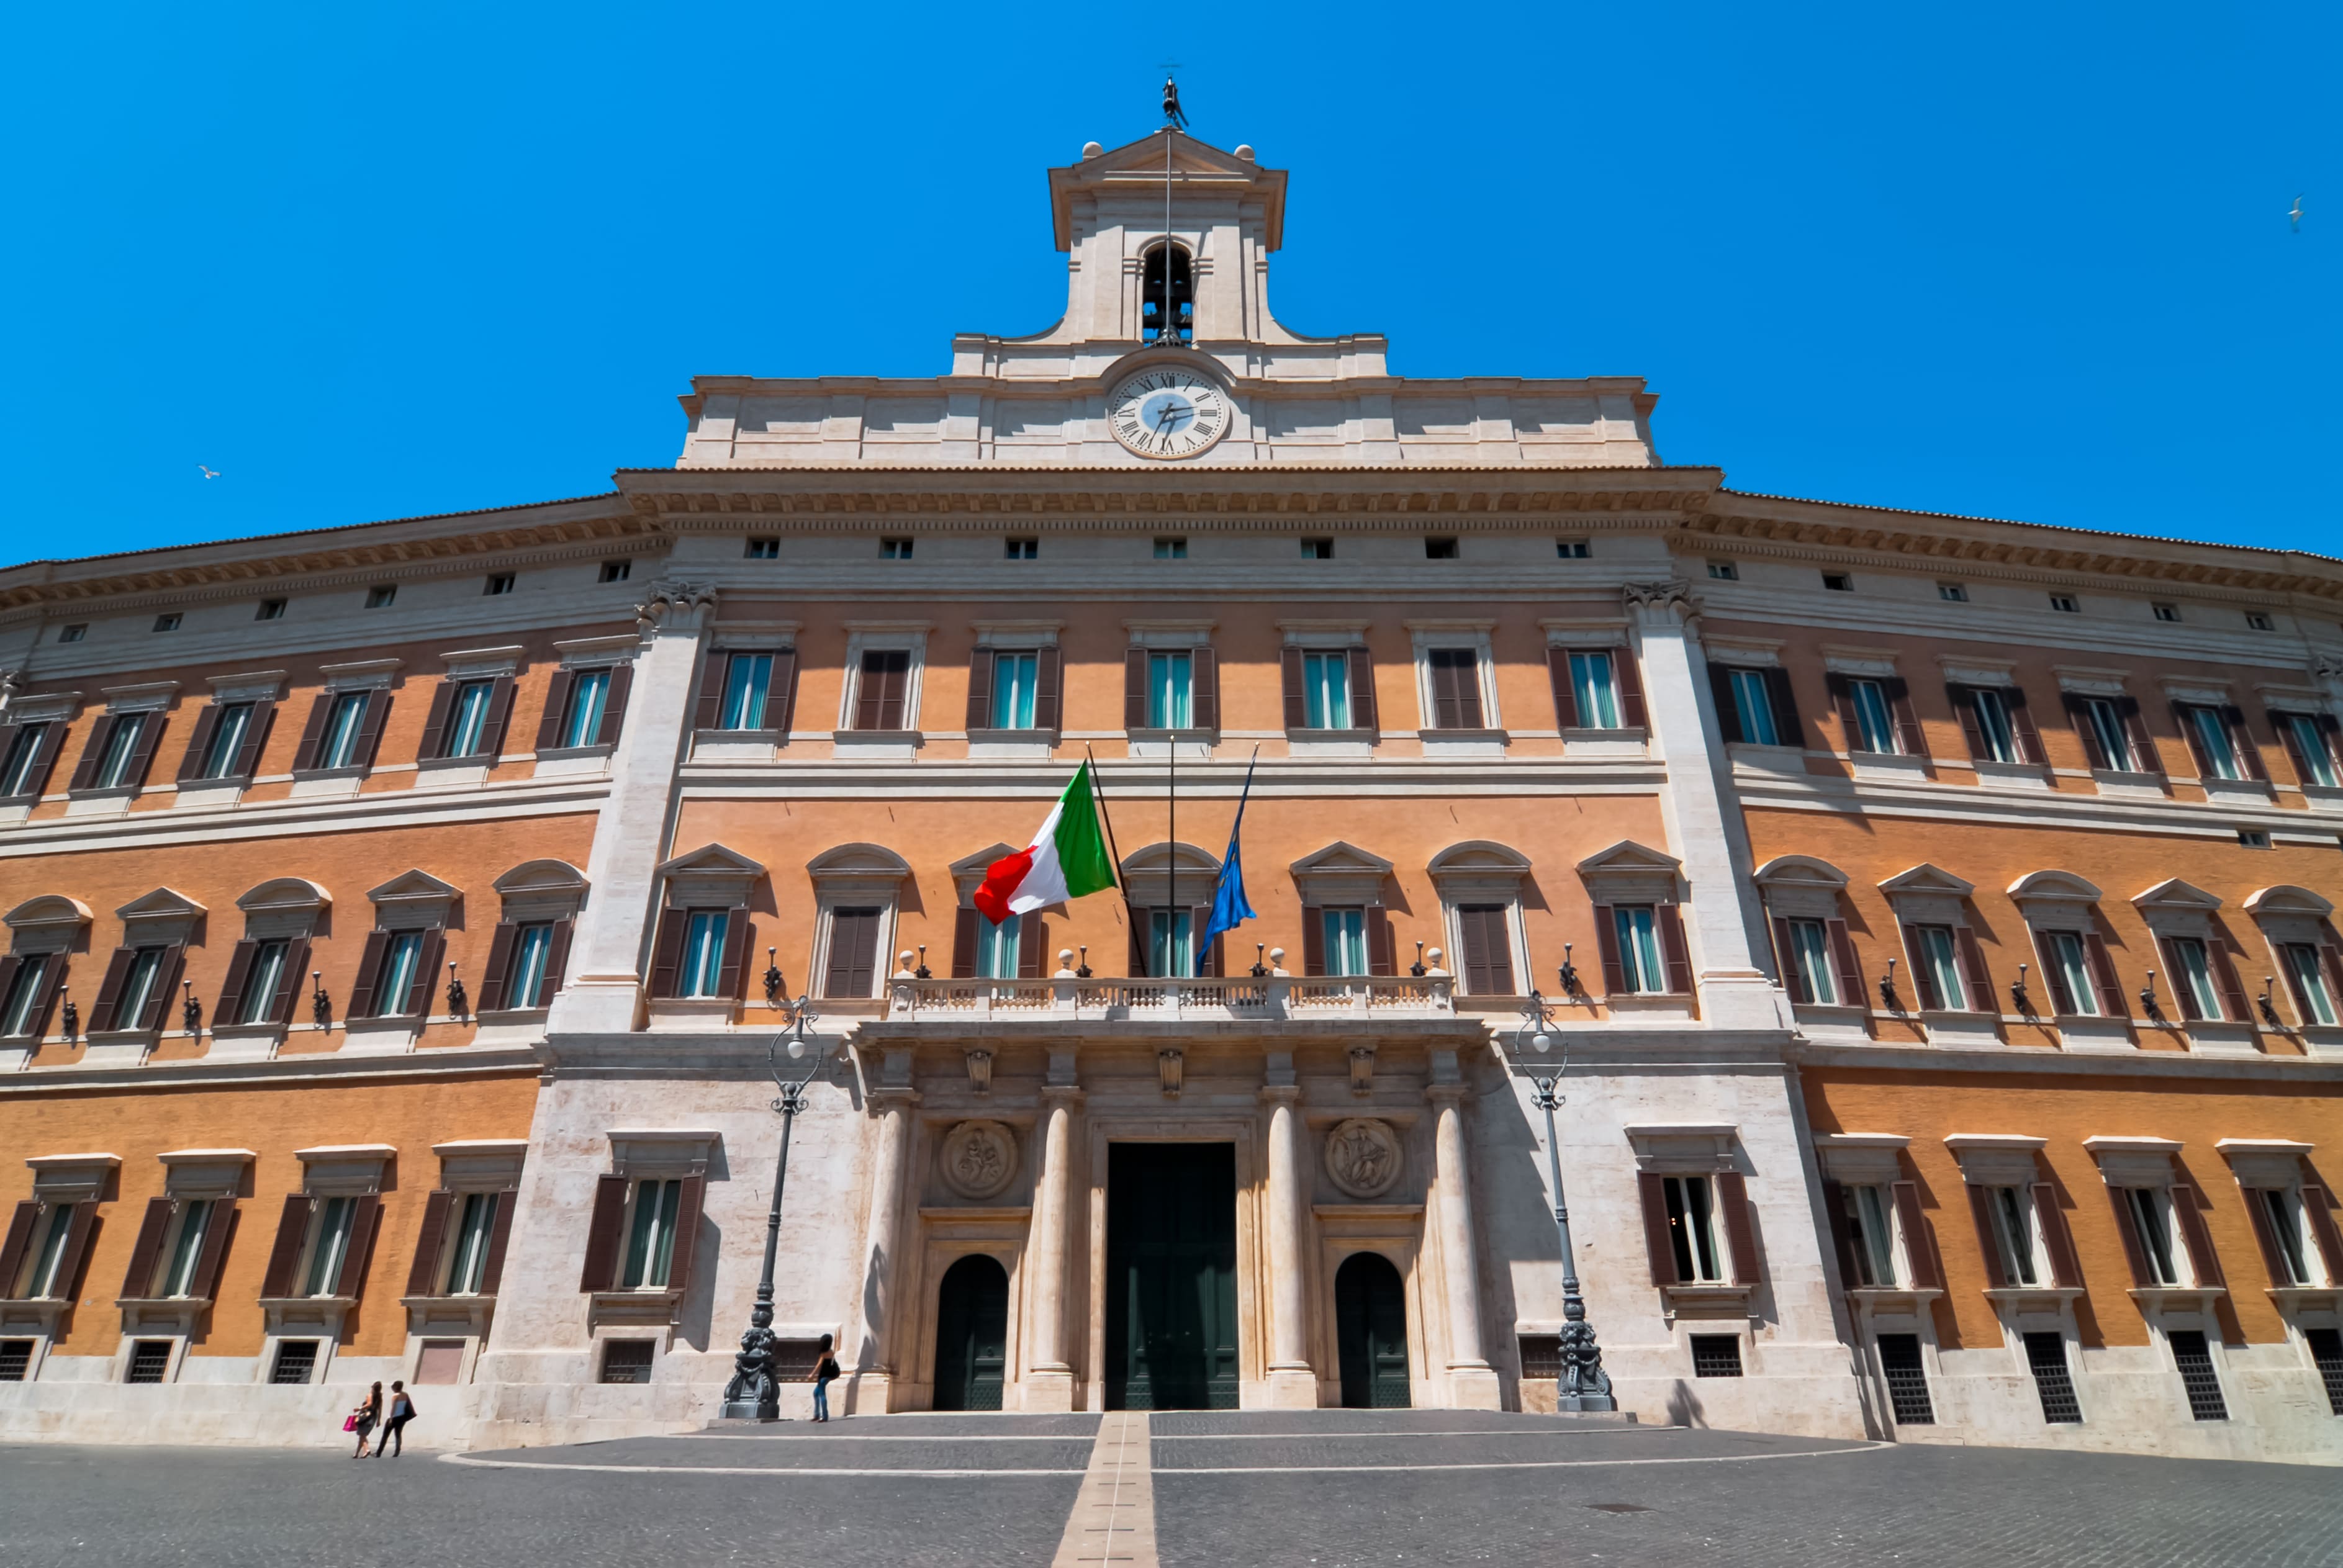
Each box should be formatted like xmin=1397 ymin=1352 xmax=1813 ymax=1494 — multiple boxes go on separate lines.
xmin=198 ymin=466 xmax=220 ymax=479
xmin=2290 ymin=194 xmax=2305 ymax=233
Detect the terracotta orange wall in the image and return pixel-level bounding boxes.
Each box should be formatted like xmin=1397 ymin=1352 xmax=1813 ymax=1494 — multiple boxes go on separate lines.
xmin=1802 ymin=1066 xmax=2342 ymax=1351
xmin=0 ymin=1071 xmax=540 ymax=1358
xmin=2 ymin=814 xmax=596 ymax=1065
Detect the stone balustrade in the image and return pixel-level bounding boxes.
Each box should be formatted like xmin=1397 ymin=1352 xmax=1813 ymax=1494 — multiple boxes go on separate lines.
xmin=885 ymin=972 xmax=1455 ymax=1022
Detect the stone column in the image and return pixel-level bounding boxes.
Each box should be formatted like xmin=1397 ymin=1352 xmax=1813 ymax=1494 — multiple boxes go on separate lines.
xmin=1024 ymin=1083 xmax=1083 ymax=1412
xmin=1427 ymin=1077 xmax=1500 ymax=1409
xmin=849 ymin=1084 xmax=918 ymax=1414
xmin=1260 ymin=1083 xmax=1317 ymax=1407
xmin=546 ymin=580 xmax=719 ymax=1037
xmin=1624 ymin=580 xmax=1789 ymax=1031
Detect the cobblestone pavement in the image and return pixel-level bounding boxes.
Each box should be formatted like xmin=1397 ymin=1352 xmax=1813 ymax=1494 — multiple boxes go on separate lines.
xmin=4 ymin=1412 xmax=2340 ymax=1568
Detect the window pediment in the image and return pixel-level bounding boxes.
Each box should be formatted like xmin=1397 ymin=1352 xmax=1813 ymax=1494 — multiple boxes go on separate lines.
xmin=366 ymin=870 xmax=460 ymax=930
xmin=1877 ymin=863 xmax=1977 ymax=900
xmin=1128 ymin=841 xmax=1226 ymax=908
xmin=2006 ymin=870 xmax=2103 ymax=908
xmin=1576 ymin=840 xmax=1682 ymax=906
xmin=2242 ymin=884 xmax=2333 ymax=919
xmin=5 ymin=895 xmax=91 ymax=942
xmin=237 ymin=878 xmax=330 ymax=916
xmin=1751 ymin=855 xmax=1848 ymax=892
xmin=1425 ymin=840 xmax=1532 ymax=899
xmin=1288 ymin=840 xmax=1389 ymax=908
xmin=117 ymin=887 xmax=205 ymax=944
xmin=492 ymin=858 xmax=590 ymax=921
xmin=2132 ymin=878 xmax=2222 ymax=914
xmin=950 ymin=844 xmax=1020 ymax=902
xmin=662 ymin=842 xmax=770 ymax=906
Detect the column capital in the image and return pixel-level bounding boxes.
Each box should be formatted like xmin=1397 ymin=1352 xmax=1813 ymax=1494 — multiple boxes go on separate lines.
xmin=1424 ymin=1082 xmax=1469 ymax=1106
xmin=867 ymin=1086 xmax=922 ymax=1112
xmin=1257 ymin=1083 xmax=1302 ymax=1106
xmin=1040 ymin=1083 xmax=1087 ymax=1106
xmin=1622 ymin=579 xmax=1699 ymax=626
xmin=634 ymin=579 xmax=720 ymax=634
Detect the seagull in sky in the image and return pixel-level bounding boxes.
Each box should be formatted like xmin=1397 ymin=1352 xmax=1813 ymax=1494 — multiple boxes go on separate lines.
xmin=2290 ymin=194 xmax=2305 ymax=233
xmin=198 ymin=466 xmax=219 ymax=479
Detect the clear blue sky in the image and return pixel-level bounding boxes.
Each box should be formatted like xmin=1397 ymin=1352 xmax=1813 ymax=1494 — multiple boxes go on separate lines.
xmin=3 ymin=2 xmax=2334 ymax=564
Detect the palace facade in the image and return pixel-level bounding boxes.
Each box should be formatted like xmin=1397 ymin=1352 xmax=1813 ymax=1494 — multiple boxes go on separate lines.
xmin=2 ymin=130 xmax=2339 ymax=1464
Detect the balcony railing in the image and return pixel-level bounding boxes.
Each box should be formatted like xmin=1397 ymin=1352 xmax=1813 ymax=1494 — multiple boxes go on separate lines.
xmin=885 ymin=973 xmax=1454 ymax=1022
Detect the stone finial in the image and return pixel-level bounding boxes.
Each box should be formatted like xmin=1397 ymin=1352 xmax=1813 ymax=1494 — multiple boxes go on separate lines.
xmin=1268 ymin=945 xmax=1289 ymax=977
xmin=1081 ymin=141 xmax=1104 ymax=159
xmin=1055 ymin=947 xmax=1078 ymax=978
xmin=1425 ymin=946 xmax=1450 ymax=976
xmin=896 ymin=950 xmax=917 ymax=976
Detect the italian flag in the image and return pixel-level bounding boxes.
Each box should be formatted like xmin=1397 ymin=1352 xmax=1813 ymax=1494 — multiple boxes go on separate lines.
xmin=973 ymin=762 xmax=1118 ymax=924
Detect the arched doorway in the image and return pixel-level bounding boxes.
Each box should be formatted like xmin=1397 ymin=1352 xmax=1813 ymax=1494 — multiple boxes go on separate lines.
xmin=933 ymin=1254 xmax=1009 ymax=1412
xmin=1335 ymin=1252 xmax=1411 ymax=1408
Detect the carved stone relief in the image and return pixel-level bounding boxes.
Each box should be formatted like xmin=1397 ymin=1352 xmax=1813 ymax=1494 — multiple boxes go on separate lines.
xmin=1324 ymin=1117 xmax=1404 ymax=1199
xmin=939 ymin=1119 xmax=1018 ymax=1201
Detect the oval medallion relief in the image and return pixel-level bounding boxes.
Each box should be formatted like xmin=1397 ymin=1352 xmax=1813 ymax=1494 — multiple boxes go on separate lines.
xmin=939 ymin=1119 xmax=1019 ymax=1201
xmin=1324 ymin=1118 xmax=1404 ymax=1200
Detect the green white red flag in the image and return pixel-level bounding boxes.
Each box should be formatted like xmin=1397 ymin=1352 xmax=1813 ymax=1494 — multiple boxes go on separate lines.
xmin=973 ymin=762 xmax=1118 ymax=923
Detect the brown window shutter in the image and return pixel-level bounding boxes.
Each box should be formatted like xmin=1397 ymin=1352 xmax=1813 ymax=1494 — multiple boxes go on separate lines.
xmin=2300 ymin=1184 xmax=2343 ymax=1285
xmin=1192 ymin=906 xmax=1222 ymax=978
xmin=2170 ymin=1183 xmax=2225 ymax=1288
xmin=1124 ymin=649 xmax=1150 ymax=730
xmin=176 ymin=704 xmax=224 ymax=783
xmin=345 ymin=930 xmax=393 ymax=1021
xmin=1546 ymin=647 xmax=1578 ymax=729
xmin=2106 ymin=1185 xmax=2153 ymax=1287
xmin=1893 ymin=1181 xmax=1943 ymax=1289
xmin=1715 ymin=1171 xmax=1759 ymax=1284
xmin=2033 ymin=1183 xmax=2082 ymax=1289
xmin=479 ymin=1189 xmax=517 ymax=1295
xmin=1707 ymin=662 xmax=1743 ymax=744
xmin=22 ymin=721 xmax=68 ymax=798
xmin=1300 ymin=906 xmax=1325 ymax=976
xmin=535 ymin=669 xmax=577 ymax=751
xmin=1901 ymin=924 xmax=1942 ymax=1011
xmin=1458 ymin=905 xmax=1514 ymax=996
xmin=481 ymin=676 xmax=518 ymax=756
xmin=1281 ymin=646 xmax=1307 ymax=729
xmin=117 ymin=713 xmax=166 ymax=791
xmin=2062 ymin=693 xmax=2109 ymax=769
xmin=2083 ymin=932 xmax=2128 ymax=1018
xmin=1826 ymin=919 xmax=1863 ymax=1009
xmin=405 ymin=1190 xmax=455 ymax=1297
xmin=2239 ymin=1185 xmax=2291 ymax=1284
xmin=120 ymin=1197 xmax=174 ymax=1297
xmin=965 ymin=648 xmax=995 ymax=732
xmin=1637 ymin=1172 xmax=1680 ymax=1285
xmin=2223 ymin=705 xmax=2267 ymax=781
xmin=1656 ymin=906 xmax=1694 ymax=995
xmin=579 ymin=1175 xmax=628 ymax=1292
xmin=2171 ymin=701 xmax=2215 ymax=776
xmin=663 ymin=1174 xmax=707 ymax=1297
xmin=0 ymin=1201 xmax=36 ymax=1288
xmin=259 ymin=1194 xmax=314 ymax=1299
xmin=406 ymin=930 xmax=446 ymax=1017
xmin=476 ymin=922 xmax=520 ymax=1012
xmin=268 ymin=938 xmax=310 ymax=1025
xmin=143 ymin=944 xmax=186 ymax=1031
xmin=2155 ymin=935 xmax=2201 ymax=1022
xmin=350 ymin=689 xmax=390 ymax=770
xmin=29 ymin=952 xmax=68 ymax=1040
xmin=2117 ymin=696 xmax=2163 ymax=775
xmin=1954 ymin=927 xmax=1994 ymax=1017
xmin=2004 ymin=686 xmax=2046 ymax=764
xmin=2032 ymin=929 xmax=2074 ymax=1014
xmin=1771 ymin=916 xmax=1809 ymax=1004
xmin=1190 ymin=646 xmax=1219 ymax=731
xmin=49 ymin=1205 xmax=98 ymax=1300
xmin=1966 ymin=1184 xmax=2008 ymax=1289
xmin=1819 ymin=1179 xmax=1859 ymax=1289
xmin=1592 ymin=906 xmax=1625 ymax=996
xmin=1018 ymin=912 xmax=1045 ymax=980
xmin=68 ymin=715 xmax=117 ymax=791
xmin=1346 ymin=646 xmax=1378 ymax=731
xmin=646 ymin=908 xmax=687 ymax=999
xmin=1950 ymin=685 xmax=1987 ymax=760
xmin=1430 ymin=649 xmax=1481 ymax=729
xmin=2323 ymin=943 xmax=2343 ymax=1014
xmin=1826 ymin=672 xmax=1860 ymax=749
xmin=715 ymin=908 xmax=751 ymax=999
xmin=543 ymin=919 xmax=573 ymax=1003
xmin=1127 ymin=911 xmax=1147 ymax=977
xmin=1366 ymin=908 xmax=1395 ymax=976
xmin=85 ymin=947 xmax=136 ymax=1034
xmin=417 ymin=682 xmax=457 ymax=762
xmin=594 ymin=664 xmax=633 ymax=747
xmin=212 ymin=940 xmax=261 ymax=1030
xmin=1882 ymin=678 xmax=1927 ymax=758
xmin=854 ymin=651 xmax=898 ymax=731
xmin=290 ymin=693 xmax=333 ymax=772
xmin=2207 ymin=935 xmax=2250 ymax=1024
xmin=187 ymin=1198 xmax=235 ymax=1300
xmin=693 ymin=651 xmax=728 ymax=732
xmin=0 ymin=955 xmax=19 ymax=1026
xmin=1033 ymin=647 xmax=1062 ymax=731
xmin=823 ymin=908 xmax=881 ymax=998
xmin=335 ymin=1195 xmax=382 ymax=1299
xmin=1764 ymin=667 xmax=1803 ymax=746
xmin=1614 ymin=648 xmax=1648 ymax=729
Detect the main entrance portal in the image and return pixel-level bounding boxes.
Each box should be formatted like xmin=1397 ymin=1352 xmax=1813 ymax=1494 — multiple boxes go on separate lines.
xmin=1104 ymin=1142 xmax=1239 ymax=1410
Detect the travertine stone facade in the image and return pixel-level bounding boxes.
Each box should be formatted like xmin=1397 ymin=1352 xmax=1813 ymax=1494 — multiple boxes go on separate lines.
xmin=0 ymin=129 xmax=2337 ymax=1464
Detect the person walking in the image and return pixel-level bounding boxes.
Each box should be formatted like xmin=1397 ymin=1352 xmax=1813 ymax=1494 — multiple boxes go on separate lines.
xmin=811 ymin=1333 xmax=840 ymax=1423
xmin=350 ymin=1382 xmax=382 ymax=1458
xmin=374 ymin=1381 xmax=418 ymax=1457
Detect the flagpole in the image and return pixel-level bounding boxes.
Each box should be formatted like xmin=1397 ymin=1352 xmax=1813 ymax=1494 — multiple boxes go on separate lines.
xmin=1167 ymin=714 xmax=1176 ymax=977
xmin=1084 ymin=745 xmax=1135 ymax=976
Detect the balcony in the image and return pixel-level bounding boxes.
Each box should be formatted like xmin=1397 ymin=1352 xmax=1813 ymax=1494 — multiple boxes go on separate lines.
xmin=885 ymin=973 xmax=1455 ymax=1023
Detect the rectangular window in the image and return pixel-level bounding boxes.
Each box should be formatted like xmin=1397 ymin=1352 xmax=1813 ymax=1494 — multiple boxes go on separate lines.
xmin=1301 ymin=652 xmax=1351 ymax=729
xmin=1424 ymin=536 xmax=1458 ymax=559
xmin=823 ymin=907 xmax=882 ymax=998
xmin=1822 ymin=572 xmax=1853 ymax=592
xmin=1689 ymin=1334 xmax=1743 ymax=1377
xmin=126 ymin=1341 xmax=174 ymax=1384
xmin=269 ymin=1341 xmax=318 ymax=1385
xmin=2257 ymin=1189 xmax=2314 ymax=1285
xmin=2185 ymin=706 xmax=2242 ymax=780
xmin=2167 ymin=935 xmax=2222 ymax=1021
xmin=1877 ymin=1333 xmax=1934 ymax=1425
xmin=157 ymin=1200 xmax=214 ymax=1298
xmin=1568 ymin=652 xmax=1620 ymax=729
xmin=1990 ymin=1186 xmax=2039 ymax=1287
xmin=1706 ymin=560 xmax=1738 ymax=581
xmin=620 ymin=1179 xmax=683 ymax=1289
xmin=2082 ymin=698 xmax=2133 ymax=772
xmin=301 ymin=1197 xmax=356 ymax=1297
xmin=1004 ymin=538 xmax=1037 ymax=560
xmin=0 ymin=956 xmax=50 ymax=1036
xmin=1728 ymin=669 xmax=1779 ymax=747
xmin=600 ymin=1340 xmax=655 ymax=1383
xmin=376 ymin=932 xmax=427 ymax=1017
xmin=1848 ymin=679 xmax=1898 ymax=754
xmin=1454 ymin=903 xmax=1516 ymax=996
xmin=1300 ymin=538 xmax=1333 ymax=559
xmin=880 ymin=537 xmax=914 ymax=559
xmin=257 ymin=598 xmax=287 ymax=621
xmin=973 ymin=914 xmax=1021 ymax=980
xmin=1 ymin=1339 xmax=35 ymax=1381
xmin=2247 ymin=611 xmax=2275 ymax=631
xmin=1148 ymin=652 xmax=1193 ymax=729
xmin=2283 ymin=714 xmax=2337 ymax=788
xmin=508 ymin=922 xmax=557 ymax=1009
xmin=744 ymin=537 xmax=780 ymax=560
xmin=2043 ymin=930 xmax=2097 ymax=1017
xmin=92 ymin=712 xmax=148 ymax=789
xmin=1148 ymin=908 xmax=1195 ymax=979
xmin=1320 ymin=908 xmax=1369 ymax=978
xmin=991 ymin=652 xmax=1040 ymax=729
xmin=238 ymin=940 xmax=289 ymax=1025
xmin=1787 ymin=919 xmax=1838 ymax=1005
xmin=1613 ymin=906 xmax=1666 ymax=994
xmin=1843 ymin=1184 xmax=1897 ymax=1287
xmin=365 ymin=586 xmax=396 ymax=609
xmin=720 ymin=654 xmax=774 ymax=731
xmin=1153 ymin=537 xmax=1187 ymax=559
xmin=2127 ymin=1187 xmax=2182 ymax=1285
xmin=443 ymin=682 xmax=495 ymax=759
xmin=2025 ymin=1331 xmax=2082 ymax=1423
xmin=1427 ymin=648 xmax=1483 ymax=729
xmin=1556 ymin=538 xmax=1590 ymax=559
xmin=2049 ymin=594 xmax=2079 ymax=613
xmin=679 ymin=912 xmax=729 ymax=998
xmin=198 ymin=703 xmax=255 ymax=779
xmin=1938 ymin=583 xmax=1968 ymax=602
xmin=484 ymin=574 xmax=515 ymax=596
xmin=59 ymin=624 xmax=86 ymax=643
xmin=1912 ymin=924 xmax=1967 ymax=1011
xmin=0 ymin=723 xmax=52 ymax=796
xmin=598 ymin=560 xmax=631 ymax=583
xmin=24 ymin=1202 xmax=79 ymax=1297
xmin=1969 ymin=687 xmax=2018 ymax=765
xmin=854 ymin=651 xmax=911 ymax=731
xmin=445 ymin=1192 xmax=499 ymax=1295
xmin=116 ymin=946 xmax=168 ymax=1032
xmin=1662 ymin=1176 xmax=1724 ymax=1282
xmin=561 ymin=669 xmax=612 ymax=749
xmin=2311 ymin=1328 xmax=2343 ymax=1416
xmin=2169 ymin=1328 xmax=2228 ymax=1420
xmin=153 ymin=614 xmax=181 ymax=633
xmin=2239 ymin=828 xmax=2271 ymax=850
xmin=318 ymin=691 xmax=372 ymax=770
xmin=2283 ymin=944 xmax=2338 ymax=1025
xmin=2152 ymin=602 xmax=2181 ymax=623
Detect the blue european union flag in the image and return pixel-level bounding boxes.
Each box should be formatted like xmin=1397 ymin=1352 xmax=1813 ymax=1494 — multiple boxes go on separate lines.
xmin=1203 ymin=752 xmax=1258 ymax=946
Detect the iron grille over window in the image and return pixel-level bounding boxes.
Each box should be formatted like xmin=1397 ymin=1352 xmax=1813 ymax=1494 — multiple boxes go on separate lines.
xmin=2308 ymin=1327 xmax=2343 ymax=1416
xmin=0 ymin=1340 xmax=31 ymax=1381
xmin=2167 ymin=1330 xmax=2228 ymax=1421
xmin=2024 ymin=1331 xmax=2082 ymax=1423
xmin=1689 ymin=1335 xmax=1743 ymax=1377
xmin=1876 ymin=1333 xmax=1934 ymax=1425
xmin=269 ymin=1341 xmax=319 ymax=1385
xmin=126 ymin=1341 xmax=173 ymax=1384
xmin=1517 ymin=1333 xmax=1562 ymax=1380
xmin=600 ymin=1340 xmax=654 ymax=1384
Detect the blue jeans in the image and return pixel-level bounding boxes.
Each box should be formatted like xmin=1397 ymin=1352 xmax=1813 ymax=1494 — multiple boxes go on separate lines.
xmin=813 ymin=1379 xmax=832 ymax=1420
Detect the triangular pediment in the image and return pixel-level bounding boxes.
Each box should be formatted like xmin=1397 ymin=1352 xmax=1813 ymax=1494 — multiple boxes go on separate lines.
xmin=1289 ymin=840 xmax=1395 ymax=879
xmin=657 ymin=843 xmax=766 ymax=880
xmin=364 ymin=870 xmax=459 ymax=906
xmin=1877 ymin=863 xmax=1976 ymax=898
xmin=1048 ymin=129 xmax=1288 ymax=251
xmin=949 ymin=844 xmax=1020 ymax=880
xmin=1575 ymin=840 xmax=1683 ymax=878
xmin=115 ymin=886 xmax=206 ymax=921
xmin=2132 ymin=877 xmax=2223 ymax=912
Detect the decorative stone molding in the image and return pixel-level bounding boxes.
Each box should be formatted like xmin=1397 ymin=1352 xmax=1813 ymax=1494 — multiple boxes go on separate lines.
xmin=4 ymin=894 xmax=91 ymax=948
xmin=97 ymin=681 xmax=181 ymax=714
xmin=25 ymin=1151 xmax=120 ymax=1202
xmin=1576 ymin=840 xmax=1684 ymax=906
xmin=1424 ymin=840 xmax=1532 ymax=899
xmin=365 ymin=870 xmax=460 ymax=932
xmin=1620 ymin=580 xmax=1695 ymax=616
xmin=661 ymin=842 xmax=768 ymax=905
xmin=1622 ymin=1123 xmax=1738 ymax=1173
xmin=492 ymin=858 xmax=590 ymax=922
xmin=2006 ymin=870 xmax=2103 ymax=908
xmin=438 ymin=644 xmax=525 ymax=679
xmin=292 ymin=1143 xmax=396 ymax=1195
xmin=1811 ymin=1133 xmax=1908 ymax=1186
xmin=2081 ymin=1136 xmax=2184 ymax=1188
xmin=634 ymin=580 xmax=718 ymax=631
xmin=157 ymin=1148 xmax=256 ymax=1199
xmin=1288 ymin=841 xmax=1392 ymax=907
xmin=1324 ymin=1118 xmax=1403 ymax=1199
xmin=938 ymin=1120 xmax=1018 ymax=1200
xmin=1942 ymin=1134 xmax=2047 ymax=1187
xmin=115 ymin=887 xmax=205 ymax=945
xmin=2214 ymin=1137 xmax=2313 ymax=1188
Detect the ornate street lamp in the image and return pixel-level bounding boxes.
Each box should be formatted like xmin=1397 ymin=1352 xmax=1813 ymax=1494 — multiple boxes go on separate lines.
xmin=720 ymin=995 xmax=825 ymax=1422
xmin=1516 ymin=980 xmax=1615 ymax=1412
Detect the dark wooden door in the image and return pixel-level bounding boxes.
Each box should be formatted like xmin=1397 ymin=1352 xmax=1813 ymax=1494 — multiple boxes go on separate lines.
xmin=1105 ymin=1143 xmax=1239 ymax=1410
xmin=1335 ymin=1251 xmax=1411 ymax=1408
xmin=932 ymin=1254 xmax=1009 ymax=1411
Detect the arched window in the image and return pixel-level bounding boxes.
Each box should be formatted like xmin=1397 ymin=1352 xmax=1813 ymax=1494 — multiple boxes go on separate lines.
xmin=1141 ymin=243 xmax=1193 ymax=344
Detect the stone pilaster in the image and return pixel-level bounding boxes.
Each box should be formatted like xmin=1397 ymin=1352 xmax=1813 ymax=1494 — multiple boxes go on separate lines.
xmin=1024 ymin=1082 xmax=1083 ymax=1412
xmin=1259 ymin=1082 xmax=1317 ymax=1407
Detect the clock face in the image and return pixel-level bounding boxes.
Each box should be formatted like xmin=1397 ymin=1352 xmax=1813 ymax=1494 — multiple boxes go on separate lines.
xmin=1107 ymin=369 xmax=1230 ymax=459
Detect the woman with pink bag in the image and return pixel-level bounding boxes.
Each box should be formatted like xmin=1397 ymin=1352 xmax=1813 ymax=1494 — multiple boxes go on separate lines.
xmin=345 ymin=1382 xmax=382 ymax=1458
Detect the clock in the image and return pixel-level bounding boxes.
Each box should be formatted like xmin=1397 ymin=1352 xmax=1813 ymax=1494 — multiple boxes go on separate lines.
xmin=1106 ymin=368 xmax=1231 ymax=459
